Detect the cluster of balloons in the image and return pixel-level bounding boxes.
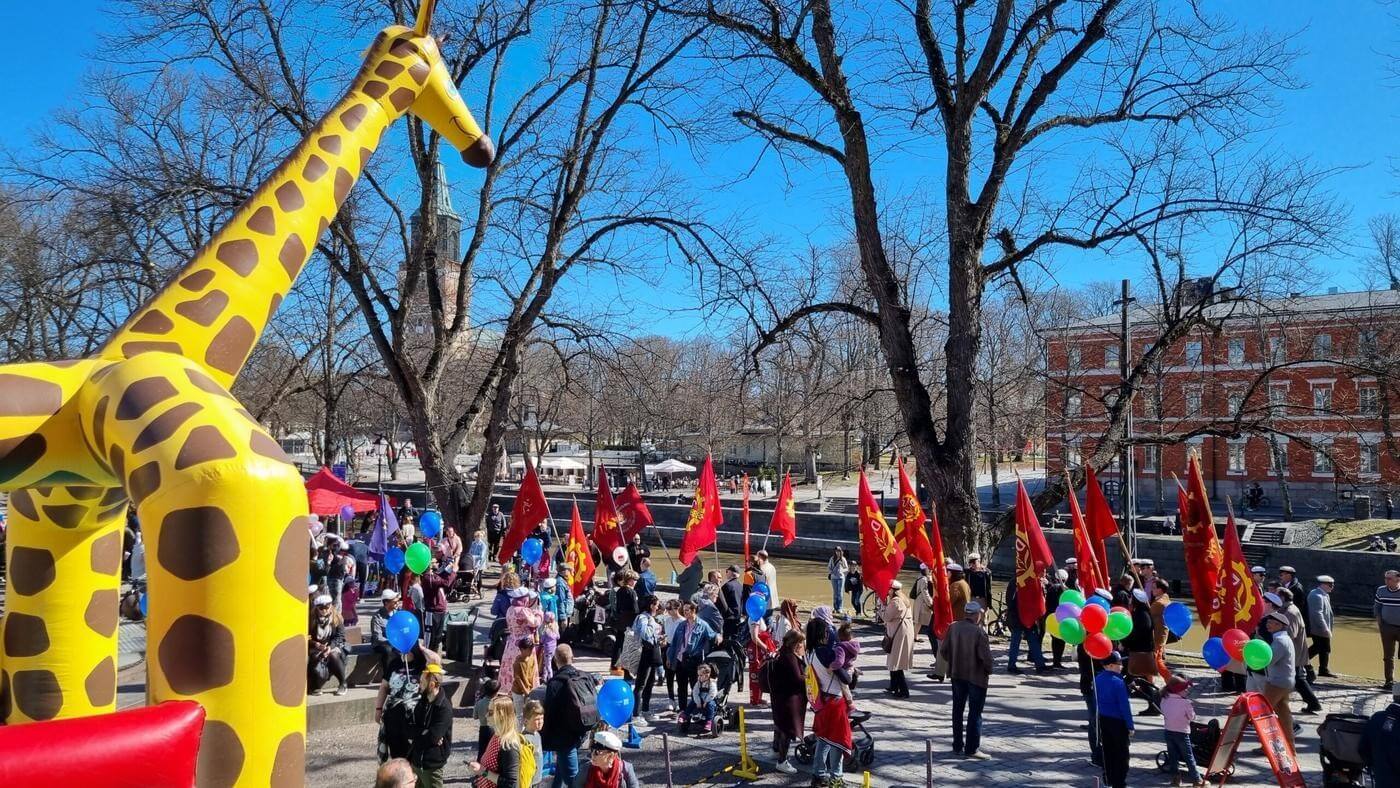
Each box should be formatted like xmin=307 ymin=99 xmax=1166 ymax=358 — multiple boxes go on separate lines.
xmin=746 ymin=582 xmax=771 ymax=621
xmin=385 ymin=609 xmax=421 ymax=653
xmin=383 ymin=542 xmax=434 ymax=575
xmin=597 ymin=677 xmax=634 ymax=728
xmin=1044 ymin=589 xmax=1133 ymax=659
xmin=520 ymin=538 xmax=544 ymax=566
xmin=1201 ymin=627 xmax=1273 ymax=671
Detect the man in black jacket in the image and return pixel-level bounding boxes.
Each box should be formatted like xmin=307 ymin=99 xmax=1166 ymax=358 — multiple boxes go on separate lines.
xmin=1360 ymin=685 xmax=1400 ymax=788
xmin=542 ymin=645 xmax=598 ymax=788
xmin=411 ymin=664 xmax=453 ymax=788
xmin=720 ymin=565 xmax=744 ymax=636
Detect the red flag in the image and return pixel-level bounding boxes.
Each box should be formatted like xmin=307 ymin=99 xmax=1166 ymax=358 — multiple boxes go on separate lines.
xmin=1066 ymin=481 xmax=1105 ymax=594
xmin=591 ymin=466 xmax=625 ymax=557
xmin=769 ymin=472 xmax=797 ymax=546
xmin=679 ymin=455 xmax=723 ymax=566
xmin=1181 ymin=453 xmax=1226 ymax=635
xmin=1083 ymin=464 xmax=1117 ymax=584
xmin=1219 ymin=507 xmax=1265 ymax=634
xmin=742 ymin=474 xmax=751 ymax=564
xmin=894 ymin=457 xmax=937 ymax=569
xmin=856 ymin=471 xmax=904 ymax=601
xmin=616 ymin=482 xmax=654 ymax=541
xmin=499 ymin=457 xmax=549 ymax=563
xmin=927 ymin=506 xmax=954 ymax=638
xmin=563 ymin=503 xmax=597 ymax=597
xmin=1013 ymin=479 xmax=1054 ymax=628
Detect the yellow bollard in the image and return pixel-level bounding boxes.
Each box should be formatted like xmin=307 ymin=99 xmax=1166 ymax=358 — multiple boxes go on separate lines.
xmin=732 ymin=706 xmax=762 ymax=780
xmin=863 ymin=771 xmax=872 ymax=787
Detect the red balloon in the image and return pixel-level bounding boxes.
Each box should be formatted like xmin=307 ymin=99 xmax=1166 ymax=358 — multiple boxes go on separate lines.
xmin=1222 ymin=628 xmax=1250 ymax=661
xmin=1084 ymin=632 xmax=1113 ymax=660
xmin=1080 ymin=603 xmax=1109 ymax=634
xmin=1109 ymin=606 xmax=1130 ymax=615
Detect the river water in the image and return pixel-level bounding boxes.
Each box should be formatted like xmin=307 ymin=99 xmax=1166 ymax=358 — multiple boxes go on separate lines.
xmin=650 ymin=547 xmax=1388 ymax=681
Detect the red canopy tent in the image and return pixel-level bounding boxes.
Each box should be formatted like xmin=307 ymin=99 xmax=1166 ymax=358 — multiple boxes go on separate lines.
xmin=305 ymin=467 xmax=383 ymax=516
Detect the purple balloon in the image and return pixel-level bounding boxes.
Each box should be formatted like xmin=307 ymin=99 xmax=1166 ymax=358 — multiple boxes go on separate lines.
xmin=339 ymin=504 xmax=356 ymax=522
xmin=1055 ymin=602 xmax=1083 ymax=622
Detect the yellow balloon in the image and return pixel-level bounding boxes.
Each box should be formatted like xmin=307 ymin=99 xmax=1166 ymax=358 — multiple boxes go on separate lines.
xmin=1045 ymin=613 xmax=1063 ymax=640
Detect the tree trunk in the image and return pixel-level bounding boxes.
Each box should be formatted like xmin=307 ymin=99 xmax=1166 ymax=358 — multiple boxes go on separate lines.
xmin=804 ymin=446 xmax=818 ymax=483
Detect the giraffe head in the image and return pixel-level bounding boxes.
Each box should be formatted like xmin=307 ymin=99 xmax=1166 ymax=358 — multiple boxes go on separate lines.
xmin=363 ymin=0 xmax=495 ymax=167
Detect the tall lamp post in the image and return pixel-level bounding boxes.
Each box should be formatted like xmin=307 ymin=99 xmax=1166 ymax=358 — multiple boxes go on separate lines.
xmin=374 ymin=434 xmax=387 ymax=487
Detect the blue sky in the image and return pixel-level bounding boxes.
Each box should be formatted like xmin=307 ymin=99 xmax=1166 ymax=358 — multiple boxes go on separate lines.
xmin=1 ymin=1 xmax=1396 ymax=339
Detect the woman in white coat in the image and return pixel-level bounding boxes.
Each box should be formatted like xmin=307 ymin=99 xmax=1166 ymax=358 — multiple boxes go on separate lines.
xmin=882 ymin=581 xmax=916 ymax=698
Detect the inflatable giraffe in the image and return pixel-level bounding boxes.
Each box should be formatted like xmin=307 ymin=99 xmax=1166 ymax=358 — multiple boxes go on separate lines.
xmin=0 ymin=2 xmax=492 ymax=784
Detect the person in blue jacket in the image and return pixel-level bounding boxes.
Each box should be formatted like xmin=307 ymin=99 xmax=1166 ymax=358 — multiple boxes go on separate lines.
xmin=667 ymin=601 xmax=721 ymax=709
xmin=1094 ymin=651 xmax=1134 ymax=788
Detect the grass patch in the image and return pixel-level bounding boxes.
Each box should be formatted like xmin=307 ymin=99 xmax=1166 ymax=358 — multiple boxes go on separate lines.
xmin=1317 ymin=518 xmax=1400 ymax=549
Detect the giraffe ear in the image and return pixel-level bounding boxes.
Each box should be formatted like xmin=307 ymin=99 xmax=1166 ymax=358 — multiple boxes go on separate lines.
xmin=414 ymin=0 xmax=438 ymax=35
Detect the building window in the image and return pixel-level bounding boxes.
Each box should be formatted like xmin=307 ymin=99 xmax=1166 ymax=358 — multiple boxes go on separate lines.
xmin=1228 ymin=442 xmax=1246 ymax=474
xmin=1228 ymin=337 xmax=1245 ymax=365
xmin=1360 ymin=386 xmax=1380 ymax=415
xmin=1142 ymin=445 xmax=1159 ymax=472
xmin=1066 ymin=440 xmax=1082 ymax=468
xmin=1185 ymin=386 xmax=1203 ymax=414
xmin=1269 ymin=442 xmax=1288 ymax=475
xmin=1269 ymin=383 xmax=1289 ymax=408
xmin=1361 ymin=329 xmax=1379 ymax=358
xmin=1362 ymin=443 xmax=1381 ymax=475
xmin=1185 ymin=341 xmax=1202 ymax=365
xmin=1226 ymin=390 xmax=1244 ymax=416
xmin=1312 ymin=444 xmax=1333 ymax=475
xmin=1268 ymin=336 xmax=1284 ymax=364
xmin=1312 ymin=384 xmax=1333 ymax=412
xmin=1067 ymin=346 xmax=1081 ymax=369
xmin=1313 ymin=333 xmax=1333 ymax=358
xmin=1067 ymin=393 xmax=1082 ymax=418
xmin=1104 ymin=343 xmax=1119 ymax=369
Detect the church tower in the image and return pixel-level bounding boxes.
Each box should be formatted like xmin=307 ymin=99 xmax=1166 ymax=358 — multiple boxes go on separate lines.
xmin=409 ymin=159 xmax=466 ymax=324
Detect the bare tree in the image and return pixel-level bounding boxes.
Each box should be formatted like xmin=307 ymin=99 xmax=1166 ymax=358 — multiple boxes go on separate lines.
xmin=1370 ymin=214 xmax=1400 ymax=290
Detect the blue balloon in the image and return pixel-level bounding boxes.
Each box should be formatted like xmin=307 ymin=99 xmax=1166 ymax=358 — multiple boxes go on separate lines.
xmin=1202 ymin=636 xmax=1230 ymax=671
xmin=521 ymin=538 xmax=544 ymax=566
xmin=1164 ymin=602 xmax=1193 ymax=637
xmin=419 ymin=510 xmax=443 ymax=539
xmin=386 ymin=609 xmax=421 ymax=653
xmin=597 ymin=677 xmax=634 ymax=728
xmin=745 ymin=592 xmax=768 ymax=621
xmin=384 ymin=547 xmax=406 ymax=574
xmin=752 ymin=582 xmax=769 ymax=599
xmin=139 ymin=592 xmax=149 ymax=618
xmin=1085 ymin=596 xmax=1112 ymax=612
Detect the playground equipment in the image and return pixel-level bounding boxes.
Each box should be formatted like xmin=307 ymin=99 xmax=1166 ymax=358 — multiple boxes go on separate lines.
xmin=0 ymin=1 xmax=492 ymax=784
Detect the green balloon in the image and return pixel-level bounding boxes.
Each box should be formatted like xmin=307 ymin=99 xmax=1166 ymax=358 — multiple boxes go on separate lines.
xmin=405 ymin=542 xmax=432 ymax=574
xmin=1059 ymin=589 xmax=1087 ymax=608
xmin=1060 ymin=617 xmax=1087 ymax=645
xmin=1103 ymin=610 xmax=1133 ymax=640
xmin=1243 ymin=639 xmax=1273 ymax=671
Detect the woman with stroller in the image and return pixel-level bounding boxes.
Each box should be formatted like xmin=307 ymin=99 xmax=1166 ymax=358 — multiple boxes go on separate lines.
xmin=882 ymin=581 xmax=915 ymax=698
xmin=769 ymin=630 xmax=808 ymax=775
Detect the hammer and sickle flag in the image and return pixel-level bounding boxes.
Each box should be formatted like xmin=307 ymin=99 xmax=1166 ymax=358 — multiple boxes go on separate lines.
xmin=894 ymin=457 xmax=937 ymax=570
xmin=1014 ymin=478 xmax=1054 ymax=628
xmin=564 ymin=502 xmax=597 ymax=597
xmin=857 ymin=470 xmax=904 ymax=601
xmin=769 ymin=471 xmax=797 ymax=546
xmin=591 ymin=465 xmax=626 ymax=557
xmin=679 ymin=454 xmax=723 ymax=565
xmin=1219 ymin=508 xmax=1264 ymax=634
xmin=1180 ymin=452 xmax=1226 ymax=634
xmin=499 ymin=455 xmax=549 ymax=563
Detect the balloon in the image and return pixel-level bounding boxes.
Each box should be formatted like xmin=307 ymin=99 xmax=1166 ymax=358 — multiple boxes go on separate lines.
xmin=1103 ymin=610 xmax=1133 ymax=640
xmin=521 ymin=538 xmax=544 ymax=566
xmin=384 ymin=547 xmax=406 ymax=574
xmin=1163 ymin=602 xmax=1193 ymax=638
xmin=405 ymin=542 xmax=432 ymax=574
xmin=1080 ymin=603 xmax=1108 ymax=634
xmin=611 ymin=547 xmax=629 ymax=567
xmin=597 ymin=677 xmax=635 ymax=728
xmin=1058 ymin=589 xmax=1086 ymax=608
xmin=1109 ymin=606 xmax=1130 ymax=616
xmin=745 ymin=592 xmax=768 ymax=621
xmin=752 ymin=582 xmax=770 ymax=599
xmin=339 ymin=504 xmax=356 ymax=522
xmin=1243 ymin=639 xmax=1273 ymax=671
xmin=1085 ymin=596 xmax=1112 ymax=612
xmin=1055 ymin=602 xmax=1083 ymax=622
xmin=386 ymin=610 xmax=421 ymax=653
xmin=1084 ymin=632 xmax=1113 ymax=660
xmin=1060 ymin=617 xmax=1087 ymax=645
xmin=1044 ymin=614 xmax=1063 ymax=640
xmin=139 ymin=592 xmax=149 ymax=618
xmin=1202 ymin=637 xmax=1231 ymax=671
xmin=419 ymin=510 xmax=443 ymax=539
xmin=1222 ymin=628 xmax=1250 ymax=661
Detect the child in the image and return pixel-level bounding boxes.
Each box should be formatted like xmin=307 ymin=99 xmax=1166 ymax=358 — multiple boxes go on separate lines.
xmin=1161 ymin=675 xmax=1204 ymax=787
xmin=473 ymin=678 xmax=501 ymax=760
xmin=512 ymin=635 xmax=540 ymax=698
xmin=684 ymin=663 xmax=720 ymax=736
xmin=539 ymin=612 xmax=560 ymax=683
xmin=834 ymin=622 xmax=862 ymax=707
xmin=521 ymin=699 xmax=546 ymax=787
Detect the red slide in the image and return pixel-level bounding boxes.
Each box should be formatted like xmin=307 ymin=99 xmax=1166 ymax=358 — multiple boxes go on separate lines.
xmin=0 ymin=701 xmax=206 ymax=786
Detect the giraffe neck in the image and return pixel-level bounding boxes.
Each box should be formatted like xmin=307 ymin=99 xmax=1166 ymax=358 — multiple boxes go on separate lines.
xmin=99 ymin=52 xmax=423 ymax=389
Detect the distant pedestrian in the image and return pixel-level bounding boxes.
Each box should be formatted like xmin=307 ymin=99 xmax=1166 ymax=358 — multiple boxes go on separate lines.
xmin=756 ymin=550 xmax=779 ymax=618
xmin=1046 ymin=570 xmax=1068 ymax=669
xmin=940 ymin=602 xmax=993 ymax=759
xmin=966 ymin=554 xmax=992 ymax=612
xmin=1308 ymin=575 xmax=1335 ymax=678
xmin=845 ymin=562 xmax=864 ymax=614
xmin=486 ymin=503 xmax=506 ymax=562
xmin=827 ymin=548 xmax=849 ymax=613
xmin=1377 ymin=569 xmax=1400 ymax=690
xmin=1094 ymin=651 xmax=1134 ymax=788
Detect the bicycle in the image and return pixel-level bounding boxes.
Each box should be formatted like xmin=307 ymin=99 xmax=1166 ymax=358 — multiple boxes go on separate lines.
xmin=857 ymin=588 xmax=886 ymax=622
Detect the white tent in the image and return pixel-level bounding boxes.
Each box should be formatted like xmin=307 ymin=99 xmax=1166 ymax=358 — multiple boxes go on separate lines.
xmin=510 ymin=456 xmax=587 ymax=471
xmin=646 ymin=458 xmax=697 ymax=474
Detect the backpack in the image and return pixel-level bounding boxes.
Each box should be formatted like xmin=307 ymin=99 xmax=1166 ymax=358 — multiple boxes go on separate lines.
xmin=519 ymin=741 xmax=537 ymax=787
xmin=560 ymin=671 xmax=599 ymax=732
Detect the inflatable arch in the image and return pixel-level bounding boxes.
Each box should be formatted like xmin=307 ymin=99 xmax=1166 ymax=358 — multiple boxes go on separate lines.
xmin=0 ymin=2 xmax=493 ymax=784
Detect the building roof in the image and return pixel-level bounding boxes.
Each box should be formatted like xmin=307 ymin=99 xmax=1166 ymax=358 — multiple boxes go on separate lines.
xmin=1061 ymin=287 xmax=1400 ymax=334
xmin=411 ymin=159 xmax=459 ymax=222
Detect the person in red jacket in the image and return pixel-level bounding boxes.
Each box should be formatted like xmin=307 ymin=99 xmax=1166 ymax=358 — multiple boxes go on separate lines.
xmin=419 ymin=556 xmax=458 ymax=652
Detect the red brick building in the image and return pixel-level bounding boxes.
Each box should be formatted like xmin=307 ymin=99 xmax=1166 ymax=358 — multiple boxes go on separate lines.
xmin=1045 ymin=288 xmax=1400 ymax=511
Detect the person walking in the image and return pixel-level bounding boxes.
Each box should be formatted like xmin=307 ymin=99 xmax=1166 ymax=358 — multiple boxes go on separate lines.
xmin=1005 ymin=579 xmax=1048 ymax=674
xmin=756 ymin=550 xmax=779 ymax=620
xmin=1359 ymin=685 xmax=1400 ymax=788
xmin=608 ymin=570 xmax=640 ymax=670
xmin=630 ymin=596 xmax=664 ymax=720
xmin=411 ymin=663 xmax=454 ymax=788
xmin=966 ymin=554 xmax=992 ymax=612
xmin=1376 ymin=569 xmax=1400 ymax=690
xmin=1250 ymin=611 xmax=1297 ymax=750
xmin=845 ymin=562 xmax=864 ymax=615
xmin=1308 ymin=575 xmax=1336 ymax=679
xmin=913 ymin=564 xmax=937 ymax=665
xmin=470 ymin=695 xmax=524 ymax=788
xmin=940 ymin=602 xmax=994 ymax=759
xmin=883 ymin=581 xmax=915 ymax=698
xmin=1094 ymin=651 xmax=1135 ymax=788
xmin=542 ymin=645 xmax=599 ymax=788
xmin=769 ymin=630 xmax=808 ymax=775
xmin=947 ymin=564 xmax=971 ymax=622
xmin=827 ymin=548 xmax=849 ymax=614
xmin=1275 ymin=588 xmax=1322 ymax=714
xmin=1045 ymin=570 xmax=1068 ymax=669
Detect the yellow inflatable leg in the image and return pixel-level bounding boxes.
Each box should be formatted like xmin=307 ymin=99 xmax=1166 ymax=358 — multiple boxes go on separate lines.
xmin=84 ymin=353 xmax=308 ymax=788
xmin=1 ymin=485 xmax=125 ymax=723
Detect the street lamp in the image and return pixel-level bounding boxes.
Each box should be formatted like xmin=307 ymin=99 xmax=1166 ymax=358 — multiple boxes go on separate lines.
xmin=373 ymin=434 xmax=387 ymax=487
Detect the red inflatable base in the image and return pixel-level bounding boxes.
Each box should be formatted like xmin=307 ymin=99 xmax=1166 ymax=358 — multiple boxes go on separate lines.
xmin=0 ymin=701 xmax=205 ymax=787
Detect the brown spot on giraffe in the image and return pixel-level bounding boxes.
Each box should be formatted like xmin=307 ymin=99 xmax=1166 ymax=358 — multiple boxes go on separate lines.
xmin=68 ymin=486 xmax=102 ymax=500
xmin=158 ymin=506 xmax=240 ymax=581
xmin=0 ymin=376 xmax=62 ymax=417
xmin=302 ymin=154 xmax=329 ymax=181
xmin=99 ymin=487 xmax=126 ymax=507
xmin=279 ymin=234 xmax=307 ymax=279
xmin=363 ymin=80 xmax=390 ymax=99
xmin=205 ymin=317 xmax=256 ymax=376
xmin=359 ymin=146 xmax=374 ymax=169
xmin=109 ymin=445 xmax=126 ymax=482
xmin=269 ymin=732 xmax=305 ymax=787
xmin=174 ymin=425 xmax=238 ymax=470
xmin=250 ymin=431 xmax=291 ymax=463
xmin=9 ymin=547 xmax=55 ymax=595
xmin=92 ymin=395 xmax=110 ymax=456
xmin=85 ymin=657 xmax=116 ymax=707
xmin=215 ymin=239 xmax=259 ymax=277
xmin=33 ymin=486 xmax=51 ymax=496
xmin=274 ymin=181 xmax=305 ymax=212
xmin=374 ymin=60 xmax=405 ymax=79
xmin=196 ymin=720 xmax=246 ymax=787
xmin=132 ymin=402 xmax=203 ymax=453
xmin=0 ymin=434 xmax=46 ymax=485
xmin=159 ymin=615 xmax=235 ymax=694
xmin=0 ymin=671 xmax=9 ymax=720
xmin=247 ymin=206 xmax=277 ymax=235
xmin=121 ymin=340 xmax=185 ymax=357
xmin=175 ymin=289 xmax=231 ymax=327
xmin=128 ymin=310 xmax=175 ymax=335
xmin=334 ymin=168 xmax=354 ymax=205
xmin=318 ymin=134 xmax=343 ymax=155
xmin=389 ymin=87 xmax=416 ymax=112
xmin=268 ymin=635 xmax=306 ymax=706
xmin=390 ymin=39 xmax=416 ymax=58
xmin=186 ymin=368 xmax=234 ymax=399
xmin=97 ymin=502 xmax=126 ymax=522
xmin=340 ymin=103 xmax=368 ymax=130
xmin=116 ymin=376 xmax=180 ymax=421
xmin=11 ymin=669 xmax=62 ymax=721
xmin=84 ymin=589 xmax=119 ymax=638
xmin=39 ymin=471 xmax=93 ymax=486
xmin=4 ymin=613 xmax=50 ymax=658
xmin=91 ymin=530 xmax=123 ymax=574
xmin=179 ymin=269 xmax=216 ymax=291
xmin=267 ymin=293 xmax=284 ymax=324
xmin=9 ymin=488 xmax=37 ymax=519
xmin=275 ymin=517 xmax=311 ymax=599
xmin=408 ymin=61 xmax=430 ymax=83
xmin=42 ymin=504 xmax=87 ymax=529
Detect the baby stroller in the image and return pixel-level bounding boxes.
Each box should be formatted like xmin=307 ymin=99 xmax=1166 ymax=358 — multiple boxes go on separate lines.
xmin=1156 ymin=719 xmax=1230 ymax=778
xmin=794 ymin=709 xmax=876 ymax=769
xmin=680 ymin=649 xmax=737 ymax=736
xmin=1317 ymin=713 xmax=1371 ymax=787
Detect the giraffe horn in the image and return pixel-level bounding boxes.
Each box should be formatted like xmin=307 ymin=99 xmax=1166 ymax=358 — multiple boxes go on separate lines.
xmin=413 ymin=0 xmax=438 ymax=35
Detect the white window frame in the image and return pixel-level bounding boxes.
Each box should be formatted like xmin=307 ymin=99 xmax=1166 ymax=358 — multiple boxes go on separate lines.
xmin=1226 ymin=389 xmax=1245 ymax=417
xmin=1066 ymin=440 xmax=1082 ymax=468
xmin=1227 ymin=440 xmax=1246 ymax=475
xmin=1185 ymin=385 xmax=1203 ymax=415
xmin=1312 ymin=383 xmax=1333 ymax=413
xmin=1141 ymin=445 xmax=1160 ymax=473
xmin=1360 ymin=329 xmax=1379 ymax=358
xmin=1312 ymin=441 xmax=1334 ymax=476
xmin=1268 ymin=336 xmax=1284 ymax=364
xmin=1228 ymin=337 xmax=1246 ymax=365
xmin=1360 ymin=386 xmax=1380 ymax=416
xmin=1313 ymin=333 xmax=1333 ymax=358
xmin=1185 ymin=341 xmax=1202 ymax=366
xmin=1269 ymin=382 xmax=1289 ymax=408
xmin=1067 ymin=346 xmax=1081 ymax=370
xmin=1067 ymin=392 xmax=1082 ymax=419
xmin=1361 ymin=442 xmax=1381 ymax=476
xmin=1104 ymin=343 xmax=1120 ymax=370
xmin=1267 ymin=439 xmax=1289 ymax=476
